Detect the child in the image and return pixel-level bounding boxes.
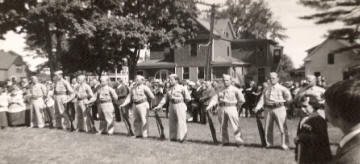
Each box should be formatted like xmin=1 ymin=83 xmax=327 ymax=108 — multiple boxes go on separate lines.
xmin=0 ymin=87 xmax=9 ymax=129
xmin=294 ymin=94 xmax=332 ymax=164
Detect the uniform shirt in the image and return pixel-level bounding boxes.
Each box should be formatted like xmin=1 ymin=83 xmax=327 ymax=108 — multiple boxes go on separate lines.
xmin=207 ymin=85 xmax=245 ymax=108
xmin=157 ymin=84 xmax=191 ymax=107
xmin=54 ymin=79 xmax=74 ymax=95
xmin=94 ymin=85 xmax=118 ymax=102
xmin=30 ymin=83 xmax=47 ymax=98
xmin=75 ymin=83 xmax=94 ymax=100
xmin=130 ymin=84 xmax=154 ymax=103
xmin=255 ymin=83 xmax=291 ymax=111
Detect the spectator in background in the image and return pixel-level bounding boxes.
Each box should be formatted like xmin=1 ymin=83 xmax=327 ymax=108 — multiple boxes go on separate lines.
xmin=242 ymin=80 xmax=257 ymax=118
xmin=325 ymin=79 xmax=360 ymax=164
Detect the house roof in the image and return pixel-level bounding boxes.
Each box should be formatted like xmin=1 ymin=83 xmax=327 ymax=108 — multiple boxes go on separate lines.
xmin=195 ymin=18 xmax=236 ymax=39
xmin=137 ymin=59 xmax=176 ymax=69
xmin=304 ymin=38 xmax=360 ymax=61
xmin=0 ymin=50 xmax=25 ymax=70
xmin=211 ymin=56 xmax=249 ymax=66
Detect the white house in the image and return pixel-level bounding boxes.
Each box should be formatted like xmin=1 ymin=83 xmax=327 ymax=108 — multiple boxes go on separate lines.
xmin=304 ymin=39 xmax=360 ymax=85
xmin=0 ymin=50 xmax=28 ymax=82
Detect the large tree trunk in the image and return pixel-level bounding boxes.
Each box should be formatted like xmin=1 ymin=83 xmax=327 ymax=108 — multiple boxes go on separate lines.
xmin=128 ymin=49 xmax=140 ymax=81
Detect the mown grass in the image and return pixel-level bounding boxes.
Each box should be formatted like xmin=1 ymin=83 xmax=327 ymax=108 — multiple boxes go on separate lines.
xmin=0 ymin=112 xmax=342 ymax=164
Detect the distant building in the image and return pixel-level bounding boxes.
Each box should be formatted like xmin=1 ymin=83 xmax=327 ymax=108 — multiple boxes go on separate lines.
xmin=137 ymin=18 xmax=282 ymax=85
xmin=0 ymin=50 xmax=28 ymax=83
xmin=304 ymin=38 xmax=360 ymax=85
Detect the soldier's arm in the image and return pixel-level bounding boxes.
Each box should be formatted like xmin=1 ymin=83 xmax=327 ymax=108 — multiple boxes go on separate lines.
xmin=64 ymin=81 xmax=75 ymax=103
xmin=85 ymin=85 xmax=94 ymax=104
xmin=87 ymin=91 xmax=98 ymax=104
xmin=282 ymin=87 xmax=292 ymax=103
xmin=109 ymin=87 xmax=118 ymax=101
xmin=206 ymin=94 xmax=218 ymax=110
xmin=236 ymin=89 xmax=246 ymax=107
xmin=144 ymin=86 xmax=155 ymax=100
xmin=154 ymin=94 xmax=168 ymax=110
xmin=254 ymin=93 xmax=264 ymax=113
xmin=183 ymin=87 xmax=191 ymax=103
xmin=120 ymin=93 xmax=132 ymax=107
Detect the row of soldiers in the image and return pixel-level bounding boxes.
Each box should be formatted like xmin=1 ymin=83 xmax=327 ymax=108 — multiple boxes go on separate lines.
xmin=2 ymin=70 xmax=327 ymax=150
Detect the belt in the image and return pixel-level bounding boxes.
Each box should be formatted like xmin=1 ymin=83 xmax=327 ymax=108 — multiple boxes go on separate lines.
xmin=118 ymin=96 xmax=127 ymax=99
xmin=100 ymin=100 xmax=112 ymax=104
xmin=55 ymin=93 xmax=66 ymax=96
xmin=170 ymin=99 xmax=183 ymax=104
xmin=31 ymin=96 xmax=43 ymax=100
xmin=264 ymin=102 xmax=284 ymax=108
xmin=219 ymin=102 xmax=237 ymax=107
xmin=133 ymin=98 xmax=147 ymax=105
xmin=77 ymin=97 xmax=88 ymax=101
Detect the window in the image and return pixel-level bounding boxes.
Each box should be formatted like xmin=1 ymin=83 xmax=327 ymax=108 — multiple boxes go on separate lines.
xmin=198 ymin=67 xmax=205 ymax=79
xmin=190 ymin=43 xmax=197 ymax=56
xmin=16 ymin=67 xmax=23 ymax=73
xmin=183 ymin=67 xmax=189 ymax=79
xmin=227 ymin=47 xmax=230 ymax=56
xmin=328 ymin=53 xmax=335 ymax=64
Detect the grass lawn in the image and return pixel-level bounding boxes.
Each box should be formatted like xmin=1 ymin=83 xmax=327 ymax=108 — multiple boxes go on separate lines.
xmin=0 ymin=112 xmax=343 ymax=164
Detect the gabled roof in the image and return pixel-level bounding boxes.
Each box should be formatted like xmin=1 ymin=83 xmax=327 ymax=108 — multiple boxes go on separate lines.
xmin=195 ymin=18 xmax=236 ymax=39
xmin=304 ymin=38 xmax=360 ymax=61
xmin=0 ymin=50 xmax=25 ymax=70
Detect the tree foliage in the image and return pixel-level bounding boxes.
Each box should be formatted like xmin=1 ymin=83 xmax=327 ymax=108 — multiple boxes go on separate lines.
xmin=0 ymin=0 xmax=199 ymax=79
xmin=218 ymin=0 xmax=287 ymax=41
xmin=299 ymin=0 xmax=360 ymax=52
xmin=277 ymin=54 xmax=295 ymax=81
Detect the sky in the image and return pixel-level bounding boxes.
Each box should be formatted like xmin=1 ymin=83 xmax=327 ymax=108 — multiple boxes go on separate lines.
xmin=0 ymin=0 xmax=341 ymax=69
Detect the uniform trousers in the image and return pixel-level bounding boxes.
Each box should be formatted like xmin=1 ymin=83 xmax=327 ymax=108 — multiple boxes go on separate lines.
xmin=169 ymin=102 xmax=187 ymax=141
xmin=218 ymin=106 xmax=242 ymax=143
xmin=132 ymin=102 xmax=149 ymax=137
xmin=98 ymin=102 xmax=115 ymax=134
xmin=54 ymin=95 xmax=71 ymax=130
xmin=264 ymin=105 xmax=287 ymax=146
xmin=30 ymin=98 xmax=46 ymax=128
xmin=75 ymin=100 xmax=93 ymax=132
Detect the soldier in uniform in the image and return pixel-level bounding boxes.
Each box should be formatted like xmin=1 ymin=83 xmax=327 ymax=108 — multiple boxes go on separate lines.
xmin=120 ymin=75 xmax=154 ymax=138
xmin=53 ymin=71 xmax=75 ymax=130
xmin=154 ymin=74 xmax=191 ymax=142
xmin=206 ymin=74 xmax=246 ymax=146
xmin=89 ymin=76 xmax=118 ymax=135
xmin=295 ymin=75 xmax=325 ymax=105
xmin=254 ymin=72 xmax=292 ymax=150
xmin=74 ymin=75 xmax=94 ymax=132
xmin=29 ymin=76 xmax=47 ymax=128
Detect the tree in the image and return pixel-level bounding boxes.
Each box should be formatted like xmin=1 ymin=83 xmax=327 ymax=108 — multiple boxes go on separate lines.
xmin=299 ymin=0 xmax=360 ymax=52
xmin=218 ymin=0 xmax=287 ymax=41
xmin=277 ymin=54 xmax=295 ymax=81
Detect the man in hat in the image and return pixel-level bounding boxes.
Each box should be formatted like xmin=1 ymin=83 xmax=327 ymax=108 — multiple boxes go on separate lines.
xmin=254 ymin=72 xmax=292 ymax=150
xmin=53 ymin=70 xmax=75 ymax=130
xmin=88 ymin=76 xmax=118 ymax=135
xmin=154 ymin=74 xmax=191 ymax=142
xmin=120 ymin=75 xmax=154 ymax=138
xmin=206 ymin=74 xmax=246 ymax=146
xmin=29 ymin=76 xmax=47 ymax=128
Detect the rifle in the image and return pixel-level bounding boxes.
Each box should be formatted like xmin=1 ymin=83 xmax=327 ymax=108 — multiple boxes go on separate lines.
xmin=206 ymin=108 xmax=218 ymax=144
xmin=255 ymin=109 xmax=266 ymax=146
xmin=154 ymin=109 xmax=166 ymax=140
xmin=119 ymin=105 xmax=134 ymax=136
